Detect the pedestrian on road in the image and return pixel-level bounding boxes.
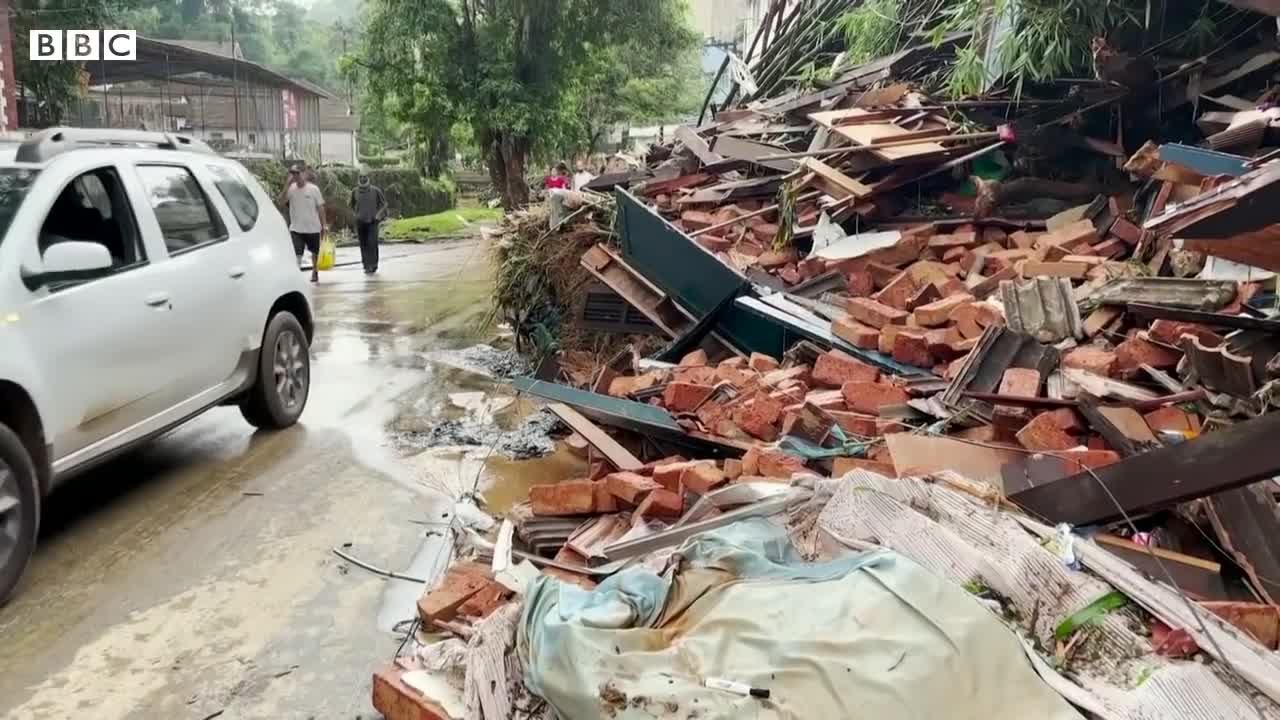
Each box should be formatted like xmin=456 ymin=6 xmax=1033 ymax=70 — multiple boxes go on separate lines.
xmin=279 ymin=164 xmax=327 ymax=283
xmin=350 ymin=172 xmax=388 ymax=275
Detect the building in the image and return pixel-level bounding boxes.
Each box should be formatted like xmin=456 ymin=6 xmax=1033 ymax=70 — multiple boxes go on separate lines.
xmin=690 ymin=0 xmax=771 ymax=49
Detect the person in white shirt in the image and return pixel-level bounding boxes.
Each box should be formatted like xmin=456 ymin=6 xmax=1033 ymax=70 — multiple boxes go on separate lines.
xmin=278 ymin=165 xmax=326 ymax=283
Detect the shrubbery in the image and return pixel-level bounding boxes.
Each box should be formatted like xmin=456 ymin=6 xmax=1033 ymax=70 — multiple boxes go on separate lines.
xmin=240 ymin=160 xmax=456 ymax=229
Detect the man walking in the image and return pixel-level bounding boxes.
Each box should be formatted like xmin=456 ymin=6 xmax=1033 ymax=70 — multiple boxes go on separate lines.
xmin=279 ymin=164 xmax=326 ymax=283
xmin=350 ymin=172 xmax=388 ymax=274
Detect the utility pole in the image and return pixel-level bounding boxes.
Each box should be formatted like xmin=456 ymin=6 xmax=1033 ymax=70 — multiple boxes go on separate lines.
xmin=231 ymin=3 xmax=241 ymax=144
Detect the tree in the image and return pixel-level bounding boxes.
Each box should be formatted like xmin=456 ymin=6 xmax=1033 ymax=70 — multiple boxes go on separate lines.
xmin=355 ymin=0 xmax=697 ymax=208
xmin=12 ymin=0 xmax=146 ymax=124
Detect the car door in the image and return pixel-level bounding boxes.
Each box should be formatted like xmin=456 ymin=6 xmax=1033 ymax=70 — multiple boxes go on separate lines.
xmin=13 ymin=164 xmax=184 ymax=467
xmin=131 ymin=163 xmax=249 ymax=399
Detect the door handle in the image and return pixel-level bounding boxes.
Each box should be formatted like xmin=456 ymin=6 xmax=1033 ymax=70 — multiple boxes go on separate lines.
xmin=145 ymin=292 xmax=171 ymax=308
xmin=229 ymin=266 xmax=246 ymax=279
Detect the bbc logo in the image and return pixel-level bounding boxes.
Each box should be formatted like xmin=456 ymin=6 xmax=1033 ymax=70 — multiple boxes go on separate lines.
xmin=29 ymin=31 xmax=136 ymax=61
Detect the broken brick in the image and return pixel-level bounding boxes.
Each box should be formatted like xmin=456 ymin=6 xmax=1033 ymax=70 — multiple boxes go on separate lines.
xmin=715 ymin=364 xmax=757 ymax=388
xmin=1147 ymin=320 xmax=1223 ymax=348
xmin=679 ymin=349 xmax=709 ymax=367
xmin=757 ymin=449 xmax=809 ymax=479
xmin=804 ymin=389 xmax=846 ymax=409
xmin=878 ymin=323 xmax=904 ymax=355
xmin=762 ymin=365 xmax=811 ymax=387
xmin=604 ymin=472 xmax=661 ymax=505
xmin=723 ymin=458 xmax=743 ymax=480
xmin=1009 ymin=231 xmax=1038 ymax=249
xmin=1053 ymin=449 xmax=1122 ymax=472
xmin=876 ymin=418 xmax=907 ymax=434
xmin=662 ymin=382 xmax=715 ymax=413
xmin=812 ymin=350 xmax=880 ymax=387
xmin=846 ymin=270 xmax=875 ymax=297
xmin=635 ymin=489 xmax=683 ymax=519
xmin=998 ymin=367 xmax=1042 ymax=398
xmin=906 ymin=282 xmax=943 ymax=311
xmin=925 ymin=327 xmax=964 ymax=361
xmin=1061 ymin=346 xmax=1118 ymax=378
xmin=1144 ymin=406 xmax=1201 ymax=435
xmin=652 ymin=461 xmax=707 ymax=493
xmin=927 ymin=232 xmax=979 ymax=250
xmin=1116 ymin=337 xmax=1182 ymax=375
xmin=530 ymin=480 xmax=598 ymax=516
xmin=841 ymin=382 xmax=910 ymax=415
xmin=1016 ymin=412 xmax=1079 ymax=452
xmin=1043 ymin=407 xmax=1085 ymax=434
xmin=846 ymin=296 xmax=909 ymax=329
xmin=913 ymin=294 xmax=975 ymax=327
xmin=593 ymin=481 xmax=619 ymax=513
xmin=418 ymin=569 xmax=491 ymax=624
xmin=1020 ymin=260 xmax=1088 ymax=279
xmin=831 ymin=457 xmax=898 ymax=477
xmin=832 ymin=315 xmax=880 ymax=349
xmin=873 ymin=270 xmax=922 ymax=310
xmin=457 ymin=581 xmax=512 ymax=619
xmin=681 ymin=463 xmax=727 ymax=494
xmin=732 ymin=394 xmax=785 ymax=441
xmin=1109 ymin=217 xmax=1142 ymax=245
xmin=892 ymin=330 xmax=934 ymax=368
xmin=749 ymin=352 xmax=780 ymax=372
xmin=828 ymin=410 xmax=879 ymax=437
xmin=1091 ymin=238 xmax=1127 ymax=259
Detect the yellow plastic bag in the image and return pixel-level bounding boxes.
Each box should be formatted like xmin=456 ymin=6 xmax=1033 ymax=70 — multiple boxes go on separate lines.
xmin=316 ymin=236 xmax=336 ymax=271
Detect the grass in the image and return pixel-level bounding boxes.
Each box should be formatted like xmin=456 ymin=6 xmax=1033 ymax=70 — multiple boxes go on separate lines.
xmin=384 ymin=206 xmax=504 ymax=241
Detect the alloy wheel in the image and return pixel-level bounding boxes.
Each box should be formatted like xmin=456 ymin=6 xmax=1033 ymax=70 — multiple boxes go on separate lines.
xmin=273 ymin=329 xmax=308 ymax=411
xmin=0 ymin=463 xmax=20 ymax=572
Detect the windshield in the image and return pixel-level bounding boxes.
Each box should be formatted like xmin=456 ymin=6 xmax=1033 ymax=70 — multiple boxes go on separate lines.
xmin=0 ymin=168 xmax=38 ymax=244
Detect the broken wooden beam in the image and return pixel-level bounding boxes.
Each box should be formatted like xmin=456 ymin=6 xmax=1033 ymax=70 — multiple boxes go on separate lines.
xmin=546 ymin=403 xmax=643 ymax=471
xmin=1010 ymin=411 xmax=1280 ymax=526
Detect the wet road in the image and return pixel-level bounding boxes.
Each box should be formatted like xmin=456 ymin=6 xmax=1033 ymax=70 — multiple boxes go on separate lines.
xmin=0 ymin=238 xmax=498 ymax=719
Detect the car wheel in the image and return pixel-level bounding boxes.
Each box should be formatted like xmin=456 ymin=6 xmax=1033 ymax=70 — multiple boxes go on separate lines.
xmin=0 ymin=423 xmax=39 ymax=606
xmin=240 ymin=311 xmax=311 ymax=429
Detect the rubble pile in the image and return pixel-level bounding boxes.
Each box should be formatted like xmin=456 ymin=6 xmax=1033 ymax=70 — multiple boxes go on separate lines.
xmin=372 ymin=3 xmax=1280 ymax=719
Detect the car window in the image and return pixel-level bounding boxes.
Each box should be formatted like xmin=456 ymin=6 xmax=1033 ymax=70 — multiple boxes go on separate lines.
xmin=135 ymin=165 xmax=227 ymax=255
xmin=207 ymin=164 xmax=259 ymax=231
xmin=40 ymin=167 xmax=146 ymax=274
xmin=0 ymin=168 xmax=39 ymax=245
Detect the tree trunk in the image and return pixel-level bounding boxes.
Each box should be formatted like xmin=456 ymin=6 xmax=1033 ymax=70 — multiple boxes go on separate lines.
xmin=483 ymin=130 xmax=529 ymax=210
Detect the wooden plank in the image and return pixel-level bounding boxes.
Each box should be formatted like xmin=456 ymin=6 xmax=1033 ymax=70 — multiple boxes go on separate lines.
xmin=710 ymin=134 xmax=797 ymax=172
xmin=1011 ymin=410 xmax=1280 ymax=526
xmin=800 ymin=157 xmax=872 ymax=199
xmin=546 ymin=402 xmax=644 ymax=471
xmin=580 ymin=244 xmax=692 ymax=337
xmin=674 ymin=125 xmax=722 ymax=166
xmin=1078 ymin=401 xmax=1161 ymax=457
xmin=870 ymin=127 xmax=951 ymax=144
xmin=1095 ymin=534 xmax=1230 ymax=601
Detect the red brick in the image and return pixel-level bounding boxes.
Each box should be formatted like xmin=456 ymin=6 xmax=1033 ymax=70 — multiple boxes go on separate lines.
xmin=593 ymin=481 xmax=619 ymax=512
xmin=831 ymin=457 xmax=898 ymax=477
xmin=927 ymin=232 xmax=979 ymax=250
xmin=998 ymin=367 xmax=1042 ymax=398
xmin=749 ymin=352 xmax=780 ymax=372
xmin=877 ymin=322 xmax=903 ymax=355
xmin=652 ymin=460 xmax=705 ymax=493
xmin=812 ymin=350 xmax=880 ymax=387
xmin=418 ymin=568 xmax=490 ymax=624
xmin=1147 ymin=320 xmax=1223 ymax=348
xmin=1108 ymin=217 xmax=1142 ymax=245
xmin=732 ymin=393 xmax=785 ymax=441
xmin=697 ymin=235 xmax=734 ymax=253
xmin=530 ymin=480 xmax=598 ymax=516
xmin=1021 ymin=260 xmax=1089 ymax=279
xmin=873 ymin=270 xmax=923 ymax=310
xmin=457 ymin=581 xmax=512 ymax=619
xmin=947 ymin=335 xmax=978 ymax=356
xmin=604 ymin=471 xmax=661 ymax=505
xmin=723 ymin=458 xmax=743 ymax=480
xmin=892 ymin=330 xmax=934 ymax=368
xmin=944 ymin=356 xmax=969 ymax=381
xmin=955 ymin=424 xmax=999 ymax=443
xmin=846 ymin=296 xmax=909 ymax=328
xmin=679 ymin=349 xmax=709 ymax=367
xmin=1009 ymin=231 xmax=1038 ymax=249
xmin=672 ymin=366 xmax=717 ymax=385
xmin=1016 ymin=412 xmax=1079 ymax=452
xmin=967 ymin=266 xmax=1019 ymax=299
xmin=681 ymin=210 xmax=716 ymax=230
xmin=636 ymin=488 xmax=684 ymax=519
xmin=1043 ymin=219 xmax=1099 ymax=250
xmin=832 ymin=315 xmax=880 ymax=349
xmin=846 ymin=270 xmax=875 ymax=297
xmin=715 ymin=364 xmax=757 ymax=388
xmin=740 ymin=446 xmax=761 ymax=476
xmin=662 ymin=382 xmax=715 ymax=413
xmin=942 ymin=246 xmax=969 ymax=264
xmin=1062 ymin=346 xmax=1118 ymax=377
xmin=1043 ymin=407 xmax=1085 ymax=434
xmin=1116 ymin=337 xmax=1182 ymax=375
xmin=1144 ymin=406 xmax=1201 ymax=435
xmin=681 ymin=463 xmax=728 ymax=494
xmin=925 ymin=327 xmax=964 ymax=361
xmin=1089 ymin=238 xmax=1125 ymax=259
xmin=913 ymin=294 xmax=975 ymax=327
xmin=373 ymin=664 xmax=452 ymax=720
xmin=906 ymin=282 xmax=943 ymax=311
xmin=757 ymin=449 xmax=809 ymax=479
xmin=804 ymin=389 xmax=846 ymax=409
xmin=985 ymin=249 xmax=1034 ymax=274
xmin=876 ymin=418 xmax=907 ymax=434
xmin=720 ymin=356 xmax=748 ymax=369
xmin=828 ymin=410 xmax=879 ymax=437
xmin=841 ymin=381 xmax=910 ymax=415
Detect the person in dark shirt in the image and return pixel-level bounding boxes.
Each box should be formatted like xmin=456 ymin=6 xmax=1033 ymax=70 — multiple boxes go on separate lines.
xmin=350 ymin=172 xmax=388 ymax=275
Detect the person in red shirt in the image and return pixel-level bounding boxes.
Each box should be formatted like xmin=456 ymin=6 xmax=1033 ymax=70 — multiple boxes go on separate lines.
xmin=544 ymin=162 xmax=570 ymax=190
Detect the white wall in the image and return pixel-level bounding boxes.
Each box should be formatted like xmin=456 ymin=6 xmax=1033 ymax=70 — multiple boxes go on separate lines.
xmin=689 ymin=0 xmax=767 ymax=46
xmin=320 ymin=129 xmax=357 ymax=165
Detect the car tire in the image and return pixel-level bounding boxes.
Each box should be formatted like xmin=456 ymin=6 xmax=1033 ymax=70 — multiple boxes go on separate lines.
xmin=240 ymin=311 xmax=311 ymax=429
xmin=0 ymin=423 xmax=39 ymax=606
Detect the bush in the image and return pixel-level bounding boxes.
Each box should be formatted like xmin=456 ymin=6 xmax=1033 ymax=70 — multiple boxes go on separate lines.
xmin=238 ymin=160 xmax=456 ymax=229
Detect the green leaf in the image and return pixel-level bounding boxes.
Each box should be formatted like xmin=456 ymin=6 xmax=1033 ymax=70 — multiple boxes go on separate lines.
xmin=1054 ymin=591 xmax=1129 ymax=641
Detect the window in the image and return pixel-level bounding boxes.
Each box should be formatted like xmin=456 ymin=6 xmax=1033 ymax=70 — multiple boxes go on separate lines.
xmin=39 ymin=167 xmax=145 ymax=271
xmin=207 ymin=164 xmax=259 ymax=231
xmin=0 ymin=168 xmax=38 ymax=245
xmin=136 ymin=165 xmax=227 ymax=255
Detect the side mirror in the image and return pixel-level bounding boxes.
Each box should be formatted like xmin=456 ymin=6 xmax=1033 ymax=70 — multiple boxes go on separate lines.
xmin=22 ymin=241 xmax=114 ymax=290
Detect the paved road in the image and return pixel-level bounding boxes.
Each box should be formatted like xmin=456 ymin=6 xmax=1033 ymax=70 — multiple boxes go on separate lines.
xmin=0 ymin=239 xmax=494 ymax=720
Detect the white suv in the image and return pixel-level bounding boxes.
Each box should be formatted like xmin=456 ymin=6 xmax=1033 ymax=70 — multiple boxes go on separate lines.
xmin=0 ymin=129 xmax=314 ymax=603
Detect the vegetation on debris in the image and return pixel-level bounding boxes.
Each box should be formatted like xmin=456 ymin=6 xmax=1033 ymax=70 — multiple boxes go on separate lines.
xmin=352 ymin=0 xmax=698 ymax=209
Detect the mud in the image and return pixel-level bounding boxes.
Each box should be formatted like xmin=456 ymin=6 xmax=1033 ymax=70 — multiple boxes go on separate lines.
xmin=426 ymin=343 xmax=530 ymax=379
xmin=398 ymin=408 xmax=559 ymax=460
